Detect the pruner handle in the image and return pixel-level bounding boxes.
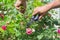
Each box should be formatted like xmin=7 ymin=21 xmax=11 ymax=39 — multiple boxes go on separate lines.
xmin=32 ymin=13 xmax=40 ymax=21
xmin=26 ymin=13 xmax=40 ymax=28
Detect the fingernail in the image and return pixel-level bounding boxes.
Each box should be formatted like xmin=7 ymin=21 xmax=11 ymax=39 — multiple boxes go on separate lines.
xmin=39 ymin=16 xmax=42 ymax=19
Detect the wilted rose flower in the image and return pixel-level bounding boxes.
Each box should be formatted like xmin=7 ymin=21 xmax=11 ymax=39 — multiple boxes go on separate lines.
xmin=26 ymin=28 xmax=32 ymax=35
xmin=57 ymin=29 xmax=60 ymax=34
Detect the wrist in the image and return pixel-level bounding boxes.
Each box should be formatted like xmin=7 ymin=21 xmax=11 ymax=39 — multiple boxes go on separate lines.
xmin=43 ymin=3 xmax=54 ymax=12
xmin=48 ymin=0 xmax=60 ymax=9
xmin=43 ymin=0 xmax=60 ymax=11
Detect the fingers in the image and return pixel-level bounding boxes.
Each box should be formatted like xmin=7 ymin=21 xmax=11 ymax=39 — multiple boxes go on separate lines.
xmin=20 ymin=2 xmax=26 ymax=13
xmin=14 ymin=0 xmax=21 ymax=9
xmin=32 ymin=7 xmax=41 ymax=16
xmin=32 ymin=9 xmax=38 ymax=16
xmin=15 ymin=6 xmax=20 ymax=10
xmin=32 ymin=12 xmax=38 ymax=16
xmin=39 ymin=13 xmax=46 ymax=19
xmin=14 ymin=4 xmax=20 ymax=10
xmin=14 ymin=1 xmax=26 ymax=13
xmin=39 ymin=16 xmax=43 ymax=19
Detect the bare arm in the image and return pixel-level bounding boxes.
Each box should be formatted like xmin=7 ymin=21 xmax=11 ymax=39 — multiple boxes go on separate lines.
xmin=33 ymin=0 xmax=60 ymax=19
xmin=45 ymin=0 xmax=60 ymax=11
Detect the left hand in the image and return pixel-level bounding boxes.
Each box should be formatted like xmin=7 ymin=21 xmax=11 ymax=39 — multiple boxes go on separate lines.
xmin=14 ymin=0 xmax=26 ymax=13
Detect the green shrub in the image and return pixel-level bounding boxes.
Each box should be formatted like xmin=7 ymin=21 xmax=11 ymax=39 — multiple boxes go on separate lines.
xmin=0 ymin=0 xmax=60 ymax=40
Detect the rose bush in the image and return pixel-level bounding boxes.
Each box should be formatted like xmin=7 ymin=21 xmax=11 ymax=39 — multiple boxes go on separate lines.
xmin=0 ymin=0 xmax=60 ymax=40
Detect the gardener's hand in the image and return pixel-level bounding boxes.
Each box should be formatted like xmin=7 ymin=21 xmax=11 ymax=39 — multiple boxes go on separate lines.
xmin=32 ymin=6 xmax=50 ymax=19
xmin=33 ymin=0 xmax=60 ymax=19
xmin=14 ymin=0 xmax=26 ymax=13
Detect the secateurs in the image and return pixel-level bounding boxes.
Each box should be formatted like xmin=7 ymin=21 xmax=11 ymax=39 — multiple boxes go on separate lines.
xmin=26 ymin=13 xmax=40 ymax=35
xmin=26 ymin=13 xmax=40 ymax=28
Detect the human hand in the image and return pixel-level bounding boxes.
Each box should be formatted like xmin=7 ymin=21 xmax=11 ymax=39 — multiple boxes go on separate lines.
xmin=14 ymin=0 xmax=26 ymax=13
xmin=32 ymin=6 xmax=50 ymax=19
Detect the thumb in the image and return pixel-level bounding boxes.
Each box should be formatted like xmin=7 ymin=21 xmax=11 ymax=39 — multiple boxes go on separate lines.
xmin=16 ymin=7 xmax=20 ymax=10
xmin=32 ymin=11 xmax=38 ymax=16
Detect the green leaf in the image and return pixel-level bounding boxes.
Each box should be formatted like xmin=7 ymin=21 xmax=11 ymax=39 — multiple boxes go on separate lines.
xmin=37 ymin=34 xmax=43 ymax=40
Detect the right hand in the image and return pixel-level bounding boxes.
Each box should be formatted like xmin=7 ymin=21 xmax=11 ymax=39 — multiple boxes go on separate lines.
xmin=14 ymin=0 xmax=26 ymax=13
xmin=32 ymin=6 xmax=50 ymax=19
